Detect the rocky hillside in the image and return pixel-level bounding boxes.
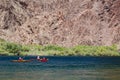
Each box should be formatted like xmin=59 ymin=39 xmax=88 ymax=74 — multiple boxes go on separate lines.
xmin=0 ymin=0 xmax=120 ymax=47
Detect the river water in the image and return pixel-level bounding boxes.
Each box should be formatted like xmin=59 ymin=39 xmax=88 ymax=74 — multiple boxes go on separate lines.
xmin=0 ymin=56 xmax=120 ymax=80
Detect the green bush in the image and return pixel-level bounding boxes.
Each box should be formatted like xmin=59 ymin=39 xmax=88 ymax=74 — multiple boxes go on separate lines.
xmin=0 ymin=38 xmax=119 ymax=56
xmin=42 ymin=45 xmax=66 ymax=51
xmin=72 ymin=45 xmax=119 ymax=56
xmin=3 ymin=42 xmax=22 ymax=55
xmin=21 ymin=45 xmax=30 ymax=52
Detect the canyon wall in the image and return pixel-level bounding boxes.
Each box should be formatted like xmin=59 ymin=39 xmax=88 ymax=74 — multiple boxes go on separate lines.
xmin=0 ymin=0 xmax=120 ymax=47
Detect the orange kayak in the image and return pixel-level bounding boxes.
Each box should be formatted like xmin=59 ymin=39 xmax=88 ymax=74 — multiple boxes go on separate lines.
xmin=11 ymin=60 xmax=32 ymax=62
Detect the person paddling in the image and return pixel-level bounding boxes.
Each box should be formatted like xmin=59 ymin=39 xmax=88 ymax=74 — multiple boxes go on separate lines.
xmin=18 ymin=57 xmax=23 ymax=61
xmin=37 ymin=56 xmax=40 ymax=60
xmin=40 ymin=57 xmax=48 ymax=62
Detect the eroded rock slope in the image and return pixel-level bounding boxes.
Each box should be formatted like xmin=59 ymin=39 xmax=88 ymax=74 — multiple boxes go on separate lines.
xmin=0 ymin=0 xmax=120 ymax=47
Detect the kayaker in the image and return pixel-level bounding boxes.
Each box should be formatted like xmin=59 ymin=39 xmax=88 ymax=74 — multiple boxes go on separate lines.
xmin=18 ymin=57 xmax=23 ymax=61
xmin=37 ymin=56 xmax=40 ymax=60
xmin=43 ymin=57 xmax=46 ymax=60
xmin=40 ymin=57 xmax=48 ymax=62
xmin=42 ymin=57 xmax=48 ymax=61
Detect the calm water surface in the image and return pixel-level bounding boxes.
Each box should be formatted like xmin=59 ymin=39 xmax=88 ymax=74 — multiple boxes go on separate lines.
xmin=0 ymin=56 xmax=120 ymax=80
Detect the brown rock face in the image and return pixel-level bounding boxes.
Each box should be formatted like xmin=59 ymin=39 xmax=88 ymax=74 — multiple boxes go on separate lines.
xmin=0 ymin=0 xmax=120 ymax=47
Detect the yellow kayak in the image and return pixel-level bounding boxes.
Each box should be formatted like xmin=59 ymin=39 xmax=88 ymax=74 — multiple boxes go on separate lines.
xmin=11 ymin=60 xmax=32 ymax=62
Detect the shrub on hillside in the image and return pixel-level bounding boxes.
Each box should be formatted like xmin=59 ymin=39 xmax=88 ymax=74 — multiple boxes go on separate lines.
xmin=3 ymin=42 xmax=22 ymax=55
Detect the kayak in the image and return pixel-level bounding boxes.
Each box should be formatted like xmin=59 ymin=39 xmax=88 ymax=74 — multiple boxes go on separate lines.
xmin=38 ymin=58 xmax=48 ymax=62
xmin=11 ymin=60 xmax=32 ymax=62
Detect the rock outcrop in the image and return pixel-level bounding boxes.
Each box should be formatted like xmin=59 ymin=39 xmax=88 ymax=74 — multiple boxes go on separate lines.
xmin=0 ymin=0 xmax=120 ymax=47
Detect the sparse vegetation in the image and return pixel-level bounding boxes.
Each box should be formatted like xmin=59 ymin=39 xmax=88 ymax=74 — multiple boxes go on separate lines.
xmin=0 ymin=39 xmax=120 ymax=56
